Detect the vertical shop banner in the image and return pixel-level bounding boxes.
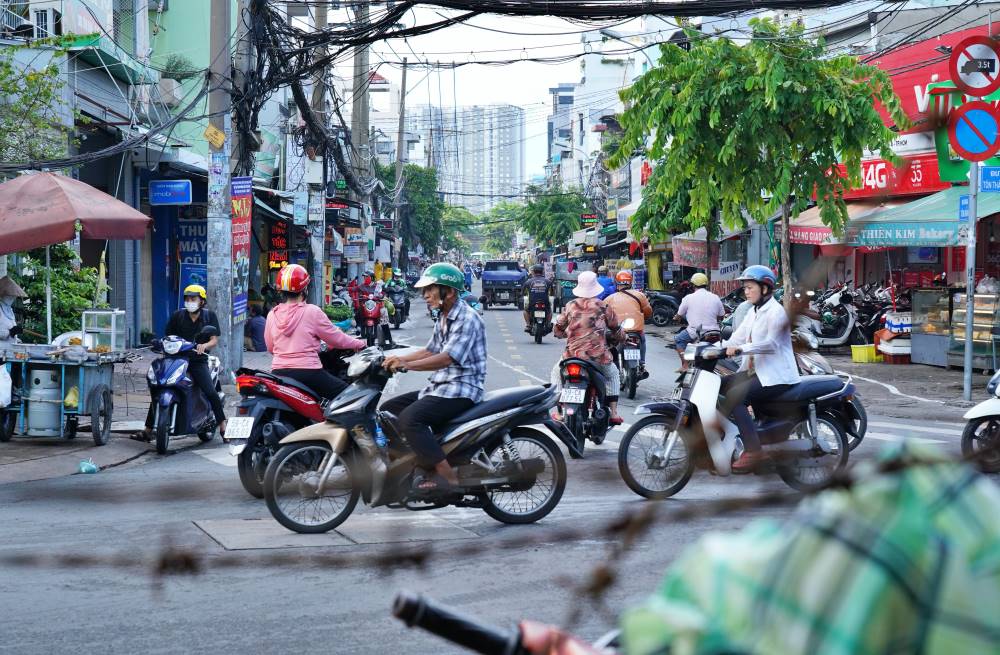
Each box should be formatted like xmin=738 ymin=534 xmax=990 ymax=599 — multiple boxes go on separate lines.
xmin=176 ymin=263 xmax=208 ymax=310
xmin=323 ymin=263 xmax=333 ymax=305
xmin=292 ymin=191 xmax=309 ymax=226
xmin=175 ymin=218 xmax=207 ymax=264
xmin=231 ymin=176 xmax=253 ymax=322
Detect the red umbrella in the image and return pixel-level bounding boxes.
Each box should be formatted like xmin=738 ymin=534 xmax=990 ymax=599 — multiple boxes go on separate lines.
xmin=0 ymin=172 xmax=151 ymax=256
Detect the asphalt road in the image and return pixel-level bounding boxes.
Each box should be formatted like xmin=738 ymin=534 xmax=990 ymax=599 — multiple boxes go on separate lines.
xmin=0 ymin=291 xmax=970 ymax=654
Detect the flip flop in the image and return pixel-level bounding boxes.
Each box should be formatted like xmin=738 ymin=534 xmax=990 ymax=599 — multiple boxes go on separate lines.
xmin=130 ymin=431 xmax=152 ymax=443
xmin=411 ymin=472 xmax=459 ymax=495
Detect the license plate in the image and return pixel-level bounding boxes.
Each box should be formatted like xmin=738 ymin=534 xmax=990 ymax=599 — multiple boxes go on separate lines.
xmin=624 ymin=349 xmax=640 ymax=361
xmin=560 ymin=387 xmax=585 ymax=403
xmin=534 ymin=311 xmax=547 ymax=318
xmin=499 ymin=293 xmax=509 ymax=299
xmin=224 ymin=416 xmax=255 ymax=441
xmin=670 ymin=386 xmax=683 ymax=400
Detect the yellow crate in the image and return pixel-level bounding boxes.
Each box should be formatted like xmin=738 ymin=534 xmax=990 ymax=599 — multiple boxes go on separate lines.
xmin=851 ymin=344 xmax=882 ymax=363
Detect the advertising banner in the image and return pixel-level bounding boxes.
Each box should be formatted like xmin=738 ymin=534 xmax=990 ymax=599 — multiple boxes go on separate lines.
xmin=846 ymin=221 xmax=964 ymax=248
xmin=175 ymin=218 xmax=207 ymax=265
xmin=231 ymin=176 xmax=253 ymax=322
xmin=176 ymin=263 xmax=208 ymax=310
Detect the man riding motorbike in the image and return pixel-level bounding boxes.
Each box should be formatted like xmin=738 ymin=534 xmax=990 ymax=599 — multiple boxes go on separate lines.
xmin=264 ymin=264 xmax=365 ymax=400
xmin=381 ymin=262 xmax=487 ymax=494
xmin=721 ymin=265 xmax=800 ymax=471
xmin=385 ymin=270 xmax=410 ymax=320
xmin=603 ymin=270 xmax=652 ymax=376
xmin=522 ymin=264 xmax=554 ymax=333
xmin=595 ymin=264 xmax=616 ymax=300
xmin=551 ymin=270 xmax=625 ymax=424
xmin=674 ymin=272 xmax=725 ymax=372
xmin=356 ymin=269 xmax=393 ymax=346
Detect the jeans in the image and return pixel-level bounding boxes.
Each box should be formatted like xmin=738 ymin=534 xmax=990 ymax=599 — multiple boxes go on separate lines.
xmin=272 ymin=367 xmax=347 ymax=401
xmin=145 ymin=357 xmax=225 ymax=428
xmin=380 ymin=391 xmax=475 ymax=468
xmin=719 ymin=371 xmax=794 ymax=452
xmin=550 ymin=360 xmax=620 ymax=404
xmin=674 ymin=328 xmax=695 ymax=353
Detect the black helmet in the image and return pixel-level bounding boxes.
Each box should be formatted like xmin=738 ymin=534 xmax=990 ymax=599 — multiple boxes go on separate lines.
xmin=532 ymin=264 xmax=543 ymax=275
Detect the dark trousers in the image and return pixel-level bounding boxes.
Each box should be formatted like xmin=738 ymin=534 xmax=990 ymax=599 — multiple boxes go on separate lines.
xmin=719 ymin=371 xmax=794 ymax=452
xmin=272 ymin=367 xmax=347 ymax=401
xmin=146 ymin=358 xmax=226 ymax=427
xmin=380 ymin=390 xmax=474 ymax=468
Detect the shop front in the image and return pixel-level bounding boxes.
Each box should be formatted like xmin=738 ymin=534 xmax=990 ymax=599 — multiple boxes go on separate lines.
xmin=671 ymin=226 xmax=747 ymax=295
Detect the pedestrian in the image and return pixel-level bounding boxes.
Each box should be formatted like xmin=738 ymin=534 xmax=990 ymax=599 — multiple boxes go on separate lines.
xmin=674 ymin=273 xmax=725 ymax=372
xmin=244 ymin=304 xmax=267 ymax=352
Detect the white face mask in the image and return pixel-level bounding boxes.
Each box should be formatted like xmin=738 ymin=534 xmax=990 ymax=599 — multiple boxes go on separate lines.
xmin=184 ymin=301 xmax=201 ymax=314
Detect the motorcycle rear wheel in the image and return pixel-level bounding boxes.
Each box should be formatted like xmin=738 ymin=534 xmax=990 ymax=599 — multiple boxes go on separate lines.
xmin=155 ymin=405 xmax=172 ymax=455
xmin=481 ymin=430 xmax=566 ymax=524
xmin=626 ymin=368 xmax=637 ymax=400
xmin=962 ymin=417 xmax=1000 ymax=473
xmin=776 ymin=417 xmax=848 ymax=492
xmin=264 ymin=443 xmax=360 ymax=533
xmin=564 ymin=409 xmax=585 ymax=454
xmin=237 ymin=428 xmax=269 ymax=498
xmin=618 ymin=416 xmax=693 ymax=500
xmin=534 ymin=326 xmax=543 ymax=344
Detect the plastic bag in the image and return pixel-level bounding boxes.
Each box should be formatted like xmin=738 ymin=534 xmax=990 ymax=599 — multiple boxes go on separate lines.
xmin=64 ymin=386 xmax=79 ymax=409
xmin=0 ymin=366 xmax=10 ymax=408
xmin=976 ymin=275 xmax=1000 ymax=294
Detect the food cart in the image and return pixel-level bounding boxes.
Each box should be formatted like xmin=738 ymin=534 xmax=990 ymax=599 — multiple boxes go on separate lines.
xmin=0 ymin=173 xmax=152 ymax=445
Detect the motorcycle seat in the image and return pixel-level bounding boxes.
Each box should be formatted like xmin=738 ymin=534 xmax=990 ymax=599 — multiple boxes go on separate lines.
xmin=761 ymin=375 xmax=844 ymax=403
xmin=443 ymin=386 xmax=549 ymax=426
xmin=268 ymin=374 xmax=322 ymax=399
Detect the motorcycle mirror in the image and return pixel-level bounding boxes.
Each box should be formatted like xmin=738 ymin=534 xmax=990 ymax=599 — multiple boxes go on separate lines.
xmin=195 ymin=325 xmax=219 ymax=343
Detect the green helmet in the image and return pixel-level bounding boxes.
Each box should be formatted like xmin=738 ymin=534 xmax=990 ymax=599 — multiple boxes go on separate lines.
xmin=414 ymin=262 xmax=465 ymax=291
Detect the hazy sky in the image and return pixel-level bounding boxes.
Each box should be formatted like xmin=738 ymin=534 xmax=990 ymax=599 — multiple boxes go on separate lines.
xmin=329 ymin=8 xmax=649 ymax=180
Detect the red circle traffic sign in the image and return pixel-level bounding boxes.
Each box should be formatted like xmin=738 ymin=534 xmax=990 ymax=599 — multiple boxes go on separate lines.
xmin=948 ymin=100 xmax=1000 ymax=161
xmin=949 ymin=35 xmax=1000 ymax=97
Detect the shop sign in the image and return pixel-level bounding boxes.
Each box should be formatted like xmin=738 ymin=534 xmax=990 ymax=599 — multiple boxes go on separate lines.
xmin=600 ymin=224 xmax=619 ymax=236
xmin=671 ymin=237 xmax=713 ymax=269
xmin=846 ymin=221 xmax=963 ymax=247
xmin=837 ymin=153 xmax=949 ymax=200
xmin=606 ymin=199 xmax=618 ymax=222
xmin=149 ymin=179 xmax=192 ymax=206
xmin=344 ymin=244 xmax=365 ymax=262
xmin=293 ymin=191 xmax=309 ymax=226
xmin=981 ymin=166 xmax=1000 ymax=192
xmin=231 ymin=176 xmax=253 ymax=322
xmin=344 ymin=227 xmax=365 ymax=244
xmin=326 ymin=199 xmax=350 ymax=210
xmin=269 ymin=219 xmax=289 ymax=269
xmin=787 ymin=225 xmax=833 ymax=245
xmin=580 ymin=213 xmax=598 ymax=227
xmin=176 ymin=218 xmax=207 ymax=265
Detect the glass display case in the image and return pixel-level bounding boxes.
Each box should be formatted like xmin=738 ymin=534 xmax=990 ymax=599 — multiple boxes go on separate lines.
xmin=82 ymin=310 xmax=127 ymax=353
xmin=911 ymin=289 xmax=952 ymax=367
xmin=948 ymin=294 xmax=1000 ymax=371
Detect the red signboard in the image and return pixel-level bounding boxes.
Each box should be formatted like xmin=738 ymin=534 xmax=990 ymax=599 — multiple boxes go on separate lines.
xmin=837 ymin=153 xmax=950 ymax=199
xmin=787 ymin=225 xmax=832 ymax=245
xmin=269 ymin=221 xmax=289 ymax=269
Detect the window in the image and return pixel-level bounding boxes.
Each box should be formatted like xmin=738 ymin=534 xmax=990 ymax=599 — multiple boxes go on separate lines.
xmin=559 ymin=95 xmax=574 ymax=105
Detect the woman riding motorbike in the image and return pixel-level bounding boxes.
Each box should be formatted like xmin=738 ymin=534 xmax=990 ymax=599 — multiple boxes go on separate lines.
xmin=551 ymin=270 xmax=625 ymax=424
xmin=265 ymin=264 xmax=365 ymax=400
xmin=720 ymin=265 xmax=800 ymax=471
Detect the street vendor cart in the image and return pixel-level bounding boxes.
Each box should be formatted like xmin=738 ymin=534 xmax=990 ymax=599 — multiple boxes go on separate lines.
xmin=0 ymin=173 xmax=151 ymax=445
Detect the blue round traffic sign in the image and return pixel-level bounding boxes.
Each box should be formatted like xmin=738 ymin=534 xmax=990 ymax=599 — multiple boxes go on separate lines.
xmin=948 ymin=100 xmax=1000 ymax=162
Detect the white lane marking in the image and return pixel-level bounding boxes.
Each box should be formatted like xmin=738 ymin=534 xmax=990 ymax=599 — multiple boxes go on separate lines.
xmin=836 ymin=370 xmax=945 ymax=405
xmin=519 ymin=379 xmax=533 ymax=386
xmin=507 ymin=345 xmax=516 ymax=351
xmin=867 ymin=421 xmax=962 ymax=436
xmin=488 ymin=355 xmax=547 ymax=383
xmin=192 ymin=447 xmax=237 ymax=467
xmin=864 ymin=431 xmax=946 ymax=445
xmin=510 ymin=354 xmax=523 ymax=360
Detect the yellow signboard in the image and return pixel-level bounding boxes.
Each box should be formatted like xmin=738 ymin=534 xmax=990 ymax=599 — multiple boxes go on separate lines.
xmin=204 ymin=123 xmax=226 ymax=149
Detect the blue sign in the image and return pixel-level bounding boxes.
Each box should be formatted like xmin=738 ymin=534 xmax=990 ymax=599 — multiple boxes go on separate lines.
xmin=177 ymin=263 xmax=208 ymax=309
xmin=981 ymin=166 xmax=1000 ymax=192
xmin=959 ymin=194 xmax=970 ymax=222
xmin=149 ymin=179 xmax=192 ymax=206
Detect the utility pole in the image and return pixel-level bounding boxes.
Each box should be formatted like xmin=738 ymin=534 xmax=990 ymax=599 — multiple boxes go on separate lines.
xmin=393 ymin=58 xmax=408 ymax=268
xmin=309 ymin=0 xmax=329 ymax=307
xmin=964 ymin=160 xmax=980 ymax=401
xmin=208 ymin=0 xmax=236 ymax=378
xmin=351 ymin=0 xmax=371 ymax=270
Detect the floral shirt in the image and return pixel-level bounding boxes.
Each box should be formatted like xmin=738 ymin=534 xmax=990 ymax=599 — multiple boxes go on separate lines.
xmin=554 ymin=297 xmax=622 ymax=365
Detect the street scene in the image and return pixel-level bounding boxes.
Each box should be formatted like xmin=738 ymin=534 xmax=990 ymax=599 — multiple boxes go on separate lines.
xmin=3 ymin=1 xmax=1000 ymax=654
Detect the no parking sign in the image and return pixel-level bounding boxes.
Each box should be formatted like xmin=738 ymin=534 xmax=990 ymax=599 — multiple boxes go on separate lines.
xmin=947 ymin=101 xmax=1000 ymax=162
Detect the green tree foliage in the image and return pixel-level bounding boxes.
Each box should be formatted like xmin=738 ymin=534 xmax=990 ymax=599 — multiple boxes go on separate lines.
xmin=0 ymin=42 xmax=75 ymax=164
xmin=377 ymin=162 xmax=445 ymax=253
xmin=441 ymin=205 xmax=476 ymax=255
xmin=10 ymin=245 xmax=103 ymax=342
xmin=610 ymin=19 xmax=906 ymax=293
xmin=518 ymin=184 xmax=589 ymax=247
xmin=482 ymin=201 xmax=522 ymax=255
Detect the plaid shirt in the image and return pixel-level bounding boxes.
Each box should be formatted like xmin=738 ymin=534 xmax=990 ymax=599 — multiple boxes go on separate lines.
xmin=620 ymin=444 xmax=1000 ymax=655
xmin=420 ymin=297 xmax=486 ymax=401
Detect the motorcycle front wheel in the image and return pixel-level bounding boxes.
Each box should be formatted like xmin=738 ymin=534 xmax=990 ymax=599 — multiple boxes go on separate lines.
xmin=962 ymin=417 xmax=1000 ymax=473
xmin=777 ymin=417 xmax=848 ymax=492
xmin=847 ymin=397 xmax=867 ymax=451
xmin=481 ymin=430 xmax=566 ymax=524
xmin=650 ymin=306 xmax=674 ymax=327
xmin=264 ymin=443 xmax=360 ymax=533
xmin=155 ymin=405 xmax=172 ymax=455
xmin=618 ymin=416 xmax=694 ymax=500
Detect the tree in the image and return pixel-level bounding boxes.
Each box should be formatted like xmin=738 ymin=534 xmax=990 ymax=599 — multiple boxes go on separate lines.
xmin=376 ymin=162 xmax=445 ymax=256
xmin=518 ymin=184 xmax=589 ymax=247
xmin=442 ymin=205 xmax=476 ymax=255
xmin=10 ymin=244 xmax=102 ymax=341
xmin=610 ymin=19 xmax=906 ymax=295
xmin=482 ymin=201 xmax=523 ymax=255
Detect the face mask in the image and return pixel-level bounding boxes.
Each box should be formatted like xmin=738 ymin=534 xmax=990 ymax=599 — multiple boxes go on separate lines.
xmin=185 ymin=301 xmax=201 ymax=313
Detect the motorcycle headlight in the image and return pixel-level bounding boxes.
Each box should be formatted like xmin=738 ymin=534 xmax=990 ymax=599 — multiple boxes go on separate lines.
xmin=163 ymin=339 xmax=182 ymax=355
xmin=802 ymin=359 xmax=827 ymax=376
xmin=365 ymin=300 xmax=376 ymax=312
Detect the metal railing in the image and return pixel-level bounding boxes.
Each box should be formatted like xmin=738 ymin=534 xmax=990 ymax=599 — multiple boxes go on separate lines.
xmin=0 ymin=1 xmax=30 ymax=35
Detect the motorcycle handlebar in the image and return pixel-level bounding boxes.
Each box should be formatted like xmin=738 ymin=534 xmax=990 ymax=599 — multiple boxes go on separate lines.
xmin=393 ymin=591 xmax=528 ymax=655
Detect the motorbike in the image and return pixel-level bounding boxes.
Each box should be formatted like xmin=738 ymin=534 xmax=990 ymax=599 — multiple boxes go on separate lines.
xmin=145 ymin=326 xmax=223 ymax=455
xmin=618 ymin=339 xmax=853 ymax=499
xmin=357 ymin=292 xmax=390 ymax=347
xmin=386 ymin=286 xmax=409 ymax=329
xmin=800 ymin=286 xmax=867 ymax=348
xmin=262 ymin=347 xmax=578 ymax=533
xmin=961 ymin=368 xmax=1000 ymax=473
xmin=529 ymin=299 xmax=552 ymax=344
xmin=645 ymin=289 xmax=679 ymax=327
xmin=226 ymin=348 xmax=354 ymax=498
xmin=617 ymin=328 xmax=645 ymax=400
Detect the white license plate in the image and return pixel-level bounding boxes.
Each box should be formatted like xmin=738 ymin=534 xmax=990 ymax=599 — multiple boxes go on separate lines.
xmin=224 ymin=416 xmax=255 ymax=441
xmin=499 ymin=293 xmax=509 ymax=299
xmin=560 ymin=387 xmax=585 ymax=403
xmin=534 ymin=311 xmax=547 ymax=318
xmin=624 ymin=349 xmax=640 ymax=361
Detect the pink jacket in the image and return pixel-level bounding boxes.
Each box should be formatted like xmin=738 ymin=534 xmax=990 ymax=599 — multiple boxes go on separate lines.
xmin=264 ymin=302 xmax=364 ymax=370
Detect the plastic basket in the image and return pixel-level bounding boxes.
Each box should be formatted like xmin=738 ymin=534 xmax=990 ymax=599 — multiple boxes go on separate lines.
xmin=851 ymin=344 xmax=883 ymax=363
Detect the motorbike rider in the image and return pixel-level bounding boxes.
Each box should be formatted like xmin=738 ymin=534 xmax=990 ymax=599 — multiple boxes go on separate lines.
xmin=595 ymin=264 xmax=616 ymax=300
xmin=604 ymin=270 xmax=653 ymax=376
xmin=385 ymin=270 xmax=410 ymax=319
xmin=522 ymin=264 xmax=554 ymax=333
xmin=721 ymin=265 xmax=800 ymax=471
xmin=674 ymin=273 xmax=724 ymax=372
xmin=355 ymin=269 xmax=393 ymax=345
xmin=135 ymin=284 xmax=226 ymax=441
xmin=381 ymin=262 xmax=487 ymax=494
xmin=265 ymin=264 xmax=365 ymax=400
xmin=551 ymin=270 xmax=625 ymax=424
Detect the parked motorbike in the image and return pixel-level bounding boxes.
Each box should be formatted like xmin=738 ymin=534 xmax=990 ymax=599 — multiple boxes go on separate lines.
xmin=645 ymin=290 xmax=679 ymax=327
xmin=386 ymin=286 xmax=409 ymax=329
xmin=800 ymin=286 xmax=867 ymax=347
xmin=961 ymin=368 xmax=1000 ymax=473
xmin=618 ymin=339 xmax=853 ymax=498
xmin=226 ymin=348 xmax=353 ymax=498
xmin=262 ymin=347 xmax=577 ymax=533
xmin=529 ymin=299 xmax=552 ymax=344
xmin=145 ymin=326 xmax=223 ymax=455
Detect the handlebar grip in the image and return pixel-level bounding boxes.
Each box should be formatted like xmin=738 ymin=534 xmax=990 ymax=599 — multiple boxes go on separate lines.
xmin=393 ymin=591 xmax=528 ymax=655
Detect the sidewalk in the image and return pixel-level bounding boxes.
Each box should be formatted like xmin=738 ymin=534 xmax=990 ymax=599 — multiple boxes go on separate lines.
xmin=0 ymin=351 xmax=273 ymax=486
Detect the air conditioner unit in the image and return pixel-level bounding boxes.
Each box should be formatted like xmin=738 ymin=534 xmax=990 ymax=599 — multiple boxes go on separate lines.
xmin=32 ymin=7 xmax=61 ymax=39
xmin=158 ymin=77 xmax=181 ymax=108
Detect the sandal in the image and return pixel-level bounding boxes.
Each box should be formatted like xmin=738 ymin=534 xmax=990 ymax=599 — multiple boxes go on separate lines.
xmin=609 ymin=416 xmax=625 ymax=426
xmin=130 ymin=430 xmax=152 ymax=443
xmin=411 ymin=472 xmax=459 ymax=495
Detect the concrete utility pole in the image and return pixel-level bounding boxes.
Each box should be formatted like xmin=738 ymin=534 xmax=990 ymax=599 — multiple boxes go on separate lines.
xmin=308 ymin=0 xmax=329 ymax=307
xmin=393 ymin=58 xmax=408 ymax=262
xmin=351 ymin=0 xmax=371 ymax=268
xmin=207 ymin=0 xmax=236 ymax=378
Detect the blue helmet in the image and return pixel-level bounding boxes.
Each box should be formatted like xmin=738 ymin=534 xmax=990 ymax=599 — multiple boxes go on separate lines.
xmin=737 ymin=265 xmax=777 ymax=291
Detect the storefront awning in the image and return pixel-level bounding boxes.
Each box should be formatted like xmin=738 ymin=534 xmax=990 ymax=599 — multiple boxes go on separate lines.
xmin=782 ymin=200 xmax=906 ymax=245
xmin=254 ymin=197 xmax=292 ymax=223
xmin=845 ymin=187 xmax=1000 ymax=247
xmin=672 ymin=224 xmax=745 ymax=244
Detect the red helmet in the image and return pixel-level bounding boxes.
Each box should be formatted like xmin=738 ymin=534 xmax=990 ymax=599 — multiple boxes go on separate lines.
xmin=275 ymin=264 xmax=310 ymax=293
xmin=615 ymin=270 xmax=633 ymax=284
